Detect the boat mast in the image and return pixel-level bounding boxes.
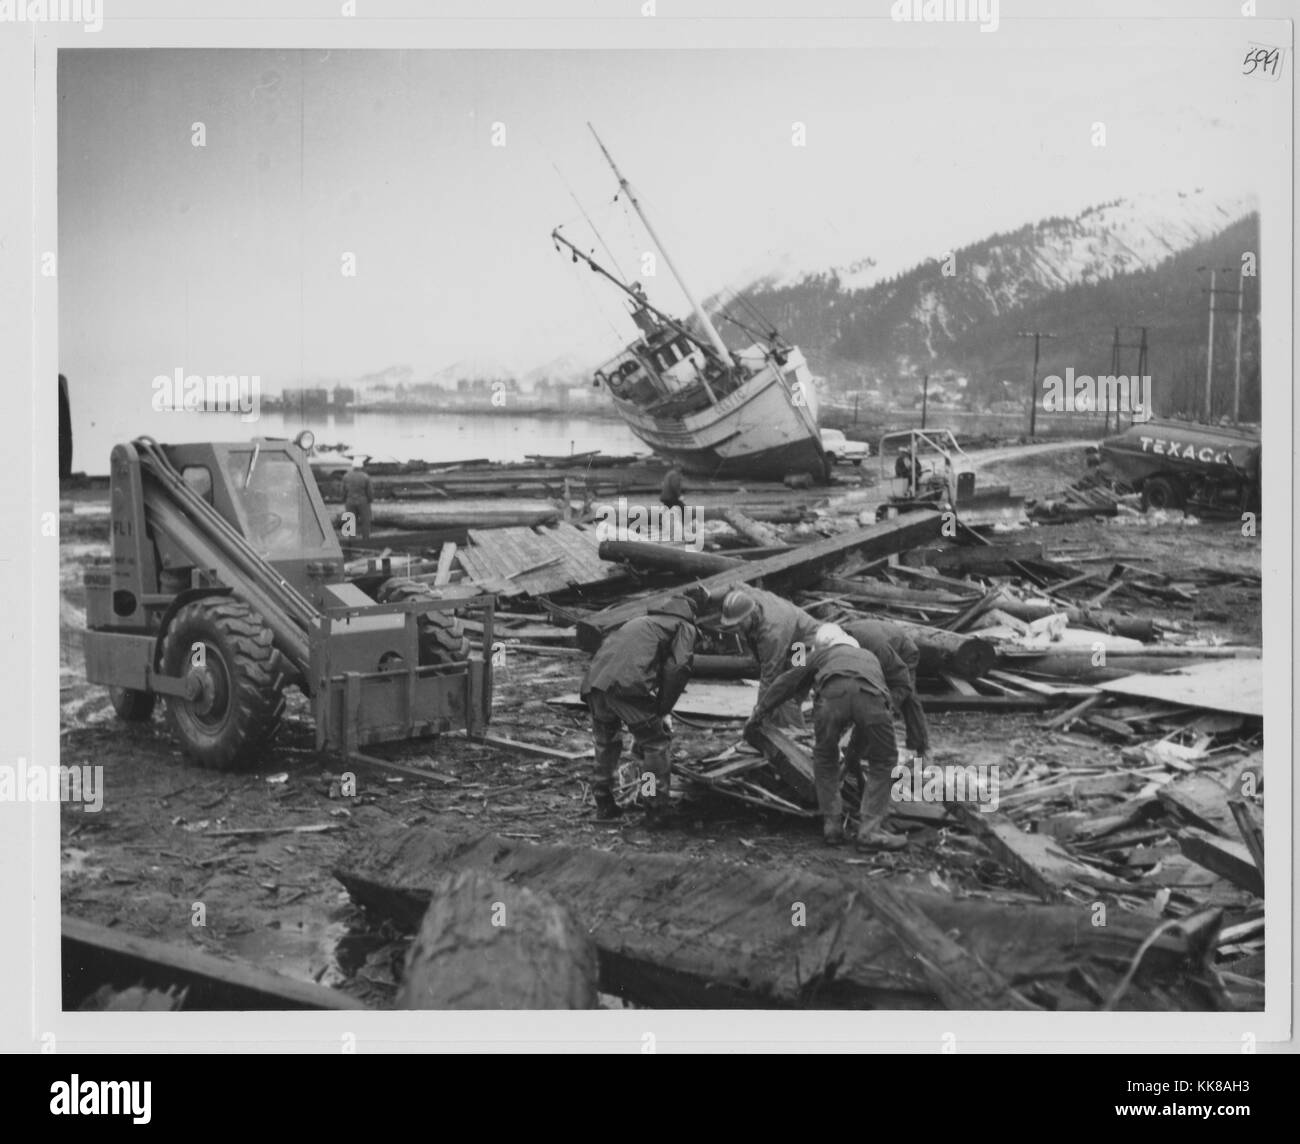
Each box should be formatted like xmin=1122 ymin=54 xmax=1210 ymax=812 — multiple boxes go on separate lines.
xmin=588 ymin=123 xmax=736 ymax=371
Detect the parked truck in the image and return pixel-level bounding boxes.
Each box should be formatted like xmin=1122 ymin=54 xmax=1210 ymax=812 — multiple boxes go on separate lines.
xmin=83 ymin=432 xmax=494 ymax=770
xmin=1093 ymin=420 xmax=1261 ymax=515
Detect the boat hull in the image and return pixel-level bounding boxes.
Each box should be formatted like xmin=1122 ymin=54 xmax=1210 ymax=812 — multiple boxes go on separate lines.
xmin=610 ymin=353 xmax=828 ymax=483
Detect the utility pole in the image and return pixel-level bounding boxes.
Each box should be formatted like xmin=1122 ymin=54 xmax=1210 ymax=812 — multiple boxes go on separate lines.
xmin=1016 ymin=331 xmax=1056 ymax=438
xmin=1198 ymin=266 xmax=1236 ymax=422
xmin=921 ymin=373 xmax=929 ymax=430
xmin=1108 ymin=325 xmax=1149 ymax=430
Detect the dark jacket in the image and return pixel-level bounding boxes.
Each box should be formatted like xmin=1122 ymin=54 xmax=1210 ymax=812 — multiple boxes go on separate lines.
xmin=754 ymin=643 xmax=891 ymax=721
xmin=739 ymin=588 xmax=823 ymax=707
xmin=843 ymin=619 xmax=919 ymax=700
xmin=341 ymin=468 xmax=373 ymax=505
xmin=580 ymin=607 xmax=696 ymax=715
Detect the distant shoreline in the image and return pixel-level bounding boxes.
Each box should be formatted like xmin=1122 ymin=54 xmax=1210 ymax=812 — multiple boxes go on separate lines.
xmin=261 ymin=401 xmax=626 ymax=422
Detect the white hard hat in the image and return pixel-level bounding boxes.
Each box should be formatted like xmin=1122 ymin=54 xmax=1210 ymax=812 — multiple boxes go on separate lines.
xmin=813 ymin=623 xmax=859 ymax=652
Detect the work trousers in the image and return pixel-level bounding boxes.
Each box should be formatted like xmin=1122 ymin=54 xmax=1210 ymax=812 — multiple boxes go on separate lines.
xmin=811 ymin=678 xmax=897 ymax=831
xmin=585 ymin=689 xmax=672 ymax=808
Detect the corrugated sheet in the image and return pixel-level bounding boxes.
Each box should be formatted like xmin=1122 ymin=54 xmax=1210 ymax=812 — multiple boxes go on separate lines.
xmin=456 ymin=523 xmax=625 ymax=598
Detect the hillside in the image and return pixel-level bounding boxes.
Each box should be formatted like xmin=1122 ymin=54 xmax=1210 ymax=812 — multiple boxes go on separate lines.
xmin=718 ymin=191 xmax=1261 ymax=420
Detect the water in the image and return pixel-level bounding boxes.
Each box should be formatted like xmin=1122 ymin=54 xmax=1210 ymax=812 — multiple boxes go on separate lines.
xmin=73 ymin=408 xmax=647 ymax=476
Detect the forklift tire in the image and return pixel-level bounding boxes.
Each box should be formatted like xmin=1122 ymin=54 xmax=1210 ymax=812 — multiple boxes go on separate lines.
xmin=109 ymin=686 xmax=156 ymax=723
xmin=376 ymin=578 xmax=471 ymax=665
xmin=159 ymin=597 xmax=285 ymax=771
xmin=1141 ymin=476 xmax=1183 ymax=512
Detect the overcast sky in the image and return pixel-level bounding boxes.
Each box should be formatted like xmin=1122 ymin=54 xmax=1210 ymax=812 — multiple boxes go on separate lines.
xmin=59 ymin=30 xmax=1277 ymax=404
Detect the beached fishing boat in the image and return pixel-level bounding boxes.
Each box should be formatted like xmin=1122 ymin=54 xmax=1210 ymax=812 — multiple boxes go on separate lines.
xmin=552 ymin=127 xmax=828 ymax=484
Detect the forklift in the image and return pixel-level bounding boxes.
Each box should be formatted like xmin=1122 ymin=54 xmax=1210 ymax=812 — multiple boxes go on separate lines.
xmin=83 ymin=432 xmax=494 ymax=770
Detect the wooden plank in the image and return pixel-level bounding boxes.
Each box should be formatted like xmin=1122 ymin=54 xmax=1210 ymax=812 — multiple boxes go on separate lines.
xmin=434 ymin=541 xmax=457 ymax=586
xmin=62 ymin=917 xmax=365 ymax=1011
xmin=1097 ymin=659 xmax=1263 ymax=717
xmin=1155 ymin=766 xmax=1242 ymax=835
xmin=1227 ymin=798 xmax=1265 ymax=878
xmin=953 ymin=806 xmax=1128 ymax=901
xmin=549 ymin=681 xmax=760 ymax=721
xmin=1177 ymin=828 xmax=1264 ymax=897
xmin=578 ymin=511 xmax=945 ymax=651
xmin=745 ymin=723 xmax=817 ymax=805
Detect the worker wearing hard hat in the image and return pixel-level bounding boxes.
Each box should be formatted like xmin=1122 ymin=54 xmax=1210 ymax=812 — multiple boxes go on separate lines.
xmin=746 ymin=623 xmax=906 ymax=851
xmin=579 ymin=596 xmax=698 ymax=828
xmin=713 ymin=587 xmax=821 ymax=734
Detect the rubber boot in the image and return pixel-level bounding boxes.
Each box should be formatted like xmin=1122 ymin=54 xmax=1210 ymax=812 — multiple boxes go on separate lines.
xmin=639 ymin=743 xmax=677 ymax=830
xmin=855 ymin=764 xmax=906 ymax=851
xmin=591 ymin=736 xmax=624 ymax=821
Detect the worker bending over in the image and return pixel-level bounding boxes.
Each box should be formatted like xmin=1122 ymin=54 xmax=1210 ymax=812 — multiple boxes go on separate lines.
xmin=747 ymin=623 xmax=907 ymax=851
xmin=714 ymin=588 xmax=821 ymax=734
xmin=842 ymin=618 xmax=931 ymax=759
xmin=579 ymin=596 xmax=697 ymax=828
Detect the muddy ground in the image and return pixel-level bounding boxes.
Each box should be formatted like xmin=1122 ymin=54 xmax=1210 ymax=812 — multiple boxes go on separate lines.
xmin=57 ymin=452 xmax=1263 ymax=1008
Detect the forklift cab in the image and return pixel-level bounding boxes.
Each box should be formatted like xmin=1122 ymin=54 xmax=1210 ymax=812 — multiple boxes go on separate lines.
xmin=159 ymin=435 xmax=343 ymax=606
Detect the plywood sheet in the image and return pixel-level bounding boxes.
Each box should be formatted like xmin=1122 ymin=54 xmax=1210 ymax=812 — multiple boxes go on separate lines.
xmin=1097 ymin=659 xmax=1263 ymax=717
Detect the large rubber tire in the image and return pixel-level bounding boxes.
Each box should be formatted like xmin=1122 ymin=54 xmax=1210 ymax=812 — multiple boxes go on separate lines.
xmin=376 ymin=578 xmax=471 ymax=665
xmin=1141 ymin=476 xmax=1183 ymax=512
xmin=158 ymin=597 xmax=286 ymax=771
xmin=109 ymin=686 xmax=156 ymax=723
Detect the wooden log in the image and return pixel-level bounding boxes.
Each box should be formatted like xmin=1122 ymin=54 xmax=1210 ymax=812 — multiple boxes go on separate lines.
xmin=690 ymin=654 xmax=760 ymax=679
xmin=720 ymin=507 xmax=783 ymax=547
xmin=579 ymin=512 xmax=945 ymax=650
xmin=992 ymin=595 xmax=1155 ymax=642
xmin=397 ymin=869 xmax=598 ymax=1009
xmin=883 ymin=618 xmax=997 ymax=680
xmin=905 ymin=542 xmax=1044 ymax=575
xmin=598 ymin=540 xmax=735 ymax=578
xmin=333 ymin=827 xmax=1207 ymax=1010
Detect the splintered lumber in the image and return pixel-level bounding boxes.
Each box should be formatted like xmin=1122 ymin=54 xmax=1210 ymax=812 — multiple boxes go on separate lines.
xmin=992 ymin=595 xmax=1154 ymax=642
xmin=1178 ymin=829 xmax=1264 ymax=897
xmin=1097 ymin=659 xmax=1264 ymax=717
xmin=396 ymin=869 xmax=598 ymax=1009
xmin=816 ymin=575 xmax=973 ymax=609
xmin=856 ymin=881 xmax=1032 ymax=1009
xmin=1155 ymin=763 xmax=1248 ymax=836
xmin=371 ymin=498 xmax=562 ymax=530
xmin=62 ymin=916 xmax=364 ymax=1011
xmin=580 ymin=511 xmax=944 ymax=650
xmin=952 ymin=806 xmax=1128 ymax=901
xmin=720 ymin=507 xmax=783 ymax=547
xmin=549 ymin=681 xmax=758 ymax=720
xmin=746 ymin=724 xmax=817 ymax=804
xmin=1227 ymin=799 xmax=1265 ymax=879
xmin=333 ymin=827 xmax=1208 ymax=1009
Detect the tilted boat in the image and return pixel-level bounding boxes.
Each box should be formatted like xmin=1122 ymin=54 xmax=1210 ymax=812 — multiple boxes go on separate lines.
xmin=552 ymin=127 xmax=829 ymax=484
